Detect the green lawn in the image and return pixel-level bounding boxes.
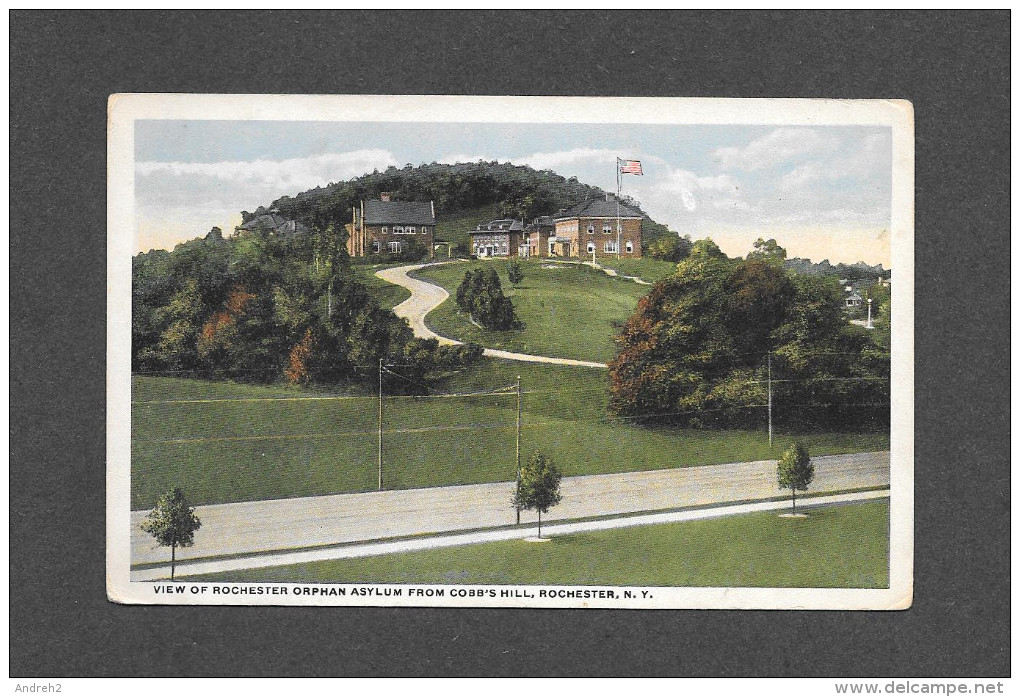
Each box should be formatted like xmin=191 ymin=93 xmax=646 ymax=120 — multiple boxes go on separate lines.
xmin=352 ymin=264 xmax=412 ymax=309
xmin=186 ymin=500 xmax=890 ymax=588
xmin=414 ymin=259 xmax=649 ymax=363
xmin=434 ymin=203 xmax=500 ymax=248
xmin=131 ymin=360 xmax=889 ymax=510
xmin=597 ymin=257 xmax=679 ymax=283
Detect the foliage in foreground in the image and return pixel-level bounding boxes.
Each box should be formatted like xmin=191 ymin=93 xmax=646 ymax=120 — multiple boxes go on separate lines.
xmin=133 ymin=225 xmax=479 ymax=391
xmin=609 ymin=239 xmax=890 ymax=431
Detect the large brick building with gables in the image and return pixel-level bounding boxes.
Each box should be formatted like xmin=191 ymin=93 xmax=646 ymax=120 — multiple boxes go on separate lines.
xmin=346 ymin=192 xmax=436 ymax=258
xmin=469 ymin=196 xmax=643 ymax=260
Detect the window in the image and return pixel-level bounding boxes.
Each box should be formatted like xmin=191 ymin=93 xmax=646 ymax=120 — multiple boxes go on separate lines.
xmin=381 ymin=226 xmax=388 ymax=234
xmin=587 ymin=241 xmax=596 ymax=254
xmin=626 ymin=240 xmax=633 ymax=253
xmin=587 ymin=224 xmax=595 ymax=235
xmin=604 ymin=241 xmax=619 ymax=254
xmin=388 ymin=241 xmax=402 ymax=253
xmin=372 ymin=241 xmax=381 ymax=253
xmin=406 ymin=226 xmax=416 ymax=235
xmin=603 ymin=223 xmax=613 ymax=234
xmin=392 ymin=226 xmax=403 ymax=234
xmin=421 ymin=226 xmax=429 ymax=235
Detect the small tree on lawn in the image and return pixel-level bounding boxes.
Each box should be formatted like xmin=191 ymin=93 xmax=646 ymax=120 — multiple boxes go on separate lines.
xmin=141 ymin=487 xmax=202 ymax=580
xmin=512 ymin=452 xmax=563 ymax=538
xmin=507 ymin=259 xmax=525 ymax=288
xmin=777 ymin=442 xmax=814 ymax=514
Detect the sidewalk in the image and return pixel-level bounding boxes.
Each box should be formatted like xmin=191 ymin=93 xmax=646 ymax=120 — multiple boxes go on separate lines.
xmin=132 ymin=451 xmax=890 ymax=567
xmin=132 ymin=489 xmax=890 ymax=581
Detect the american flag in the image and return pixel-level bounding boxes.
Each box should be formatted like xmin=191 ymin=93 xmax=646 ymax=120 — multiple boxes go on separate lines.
xmin=619 ymin=159 xmax=643 ymax=175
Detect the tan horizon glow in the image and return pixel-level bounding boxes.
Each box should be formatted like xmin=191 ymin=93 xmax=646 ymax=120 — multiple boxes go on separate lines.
xmin=706 ymin=225 xmax=891 ymax=268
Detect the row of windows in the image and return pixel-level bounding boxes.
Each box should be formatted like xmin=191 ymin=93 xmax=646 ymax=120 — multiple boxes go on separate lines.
xmin=372 ymin=241 xmax=405 ymax=253
xmin=587 ymin=224 xmax=619 ymax=235
xmin=380 ymin=226 xmax=430 ymax=235
xmin=586 ymin=241 xmax=633 ymax=253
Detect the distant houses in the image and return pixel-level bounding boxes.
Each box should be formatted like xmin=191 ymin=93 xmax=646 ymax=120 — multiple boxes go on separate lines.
xmin=236 ymin=210 xmax=312 ymax=238
xmin=469 ymin=196 xmax=643 ymax=259
xmin=346 ymin=192 xmax=436 ymax=258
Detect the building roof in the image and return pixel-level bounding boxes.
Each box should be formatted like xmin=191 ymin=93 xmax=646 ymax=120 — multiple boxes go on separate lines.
xmin=472 ymin=219 xmax=524 ymax=233
xmin=237 ymin=213 xmax=311 ymax=236
xmin=526 ymin=215 xmax=556 ymax=230
xmin=363 ymin=200 xmax=435 ymax=226
xmin=556 ymin=198 xmax=643 ymax=220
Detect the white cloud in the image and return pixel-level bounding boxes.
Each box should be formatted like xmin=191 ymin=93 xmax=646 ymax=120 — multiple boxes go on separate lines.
xmin=712 ymin=128 xmax=840 ymax=172
xmin=136 ymin=149 xmax=400 ymax=193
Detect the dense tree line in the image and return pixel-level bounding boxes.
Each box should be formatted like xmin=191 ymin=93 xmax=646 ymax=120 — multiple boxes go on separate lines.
xmin=608 ymin=239 xmax=890 ymax=431
xmin=133 ymin=225 xmax=480 ymax=391
xmin=247 ymin=161 xmax=672 ymax=248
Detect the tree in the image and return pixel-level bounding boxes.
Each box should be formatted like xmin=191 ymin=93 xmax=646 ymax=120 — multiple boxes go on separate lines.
xmin=506 ymin=258 xmax=525 ymax=287
xmin=512 ymin=452 xmax=563 ymax=538
xmin=455 ymin=268 xmax=520 ymax=330
xmin=777 ymin=443 xmax=814 ymax=514
xmin=747 ymin=237 xmax=787 ymax=263
xmin=141 ymin=487 xmax=202 ymax=580
xmin=648 ymin=234 xmax=694 ymax=262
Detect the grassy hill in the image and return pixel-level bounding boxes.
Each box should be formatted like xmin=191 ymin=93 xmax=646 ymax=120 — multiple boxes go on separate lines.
xmin=414 ymin=259 xmax=647 ymax=363
xmin=434 ymin=202 xmax=500 ymax=248
xmin=255 ymin=161 xmax=672 ymax=246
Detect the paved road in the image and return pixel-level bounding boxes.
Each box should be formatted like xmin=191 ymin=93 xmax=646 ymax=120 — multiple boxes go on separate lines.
xmin=132 ymin=489 xmax=889 ymax=581
xmin=131 ymin=451 xmax=889 ymax=568
xmin=375 ymin=261 xmax=607 ymax=368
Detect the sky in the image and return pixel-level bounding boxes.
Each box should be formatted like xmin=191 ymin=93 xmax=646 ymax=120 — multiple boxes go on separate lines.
xmin=135 ymin=120 xmax=892 ymax=267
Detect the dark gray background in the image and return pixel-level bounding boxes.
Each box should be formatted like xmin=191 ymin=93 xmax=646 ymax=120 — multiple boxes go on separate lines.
xmin=10 ymin=11 xmax=1009 ymax=677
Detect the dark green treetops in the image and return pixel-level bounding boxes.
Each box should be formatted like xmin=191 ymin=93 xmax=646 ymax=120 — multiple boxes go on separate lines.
xmin=141 ymin=487 xmax=202 ymax=580
xmin=455 ymin=267 xmax=521 ymax=331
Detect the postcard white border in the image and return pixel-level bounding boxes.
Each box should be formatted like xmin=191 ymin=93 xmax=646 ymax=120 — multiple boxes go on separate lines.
xmin=107 ymin=95 xmax=913 ymax=609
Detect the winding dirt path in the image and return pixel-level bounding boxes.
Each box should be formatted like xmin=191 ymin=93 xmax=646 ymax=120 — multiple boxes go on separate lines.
xmin=375 ymin=261 xmax=608 ymax=368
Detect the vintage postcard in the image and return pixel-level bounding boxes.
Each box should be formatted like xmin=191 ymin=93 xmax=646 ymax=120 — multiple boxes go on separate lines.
xmin=107 ymin=95 xmax=913 ymax=608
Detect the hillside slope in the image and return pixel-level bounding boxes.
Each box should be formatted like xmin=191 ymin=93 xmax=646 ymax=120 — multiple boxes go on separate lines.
xmin=254 ymin=161 xmax=673 ymax=247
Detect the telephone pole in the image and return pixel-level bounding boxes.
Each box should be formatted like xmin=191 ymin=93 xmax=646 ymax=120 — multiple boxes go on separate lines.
xmin=515 ymin=375 xmax=522 ymax=525
xmin=378 ymin=358 xmax=384 ymax=490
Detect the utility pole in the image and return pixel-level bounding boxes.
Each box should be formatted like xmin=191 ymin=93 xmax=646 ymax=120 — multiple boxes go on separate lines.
xmin=615 ymin=158 xmax=622 ymax=260
xmin=767 ymin=352 xmax=773 ymax=449
xmin=378 ymin=358 xmax=383 ymax=491
xmin=515 ymin=375 xmax=522 ymax=525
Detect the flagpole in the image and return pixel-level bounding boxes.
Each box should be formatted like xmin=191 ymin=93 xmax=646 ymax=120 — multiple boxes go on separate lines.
xmin=616 ymin=158 xmax=622 ymax=260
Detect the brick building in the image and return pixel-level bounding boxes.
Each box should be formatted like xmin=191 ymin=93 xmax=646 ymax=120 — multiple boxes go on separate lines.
xmin=523 ymin=216 xmax=556 ymax=258
xmin=347 ymin=193 xmax=436 ymax=258
xmin=552 ymin=197 xmax=643 ymax=259
xmin=470 ymin=199 xmax=643 ymax=260
xmin=469 ymin=219 xmax=527 ymax=258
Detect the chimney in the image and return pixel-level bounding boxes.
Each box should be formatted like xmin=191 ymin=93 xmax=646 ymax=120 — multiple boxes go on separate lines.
xmin=380 ymin=192 xmax=392 ymax=202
